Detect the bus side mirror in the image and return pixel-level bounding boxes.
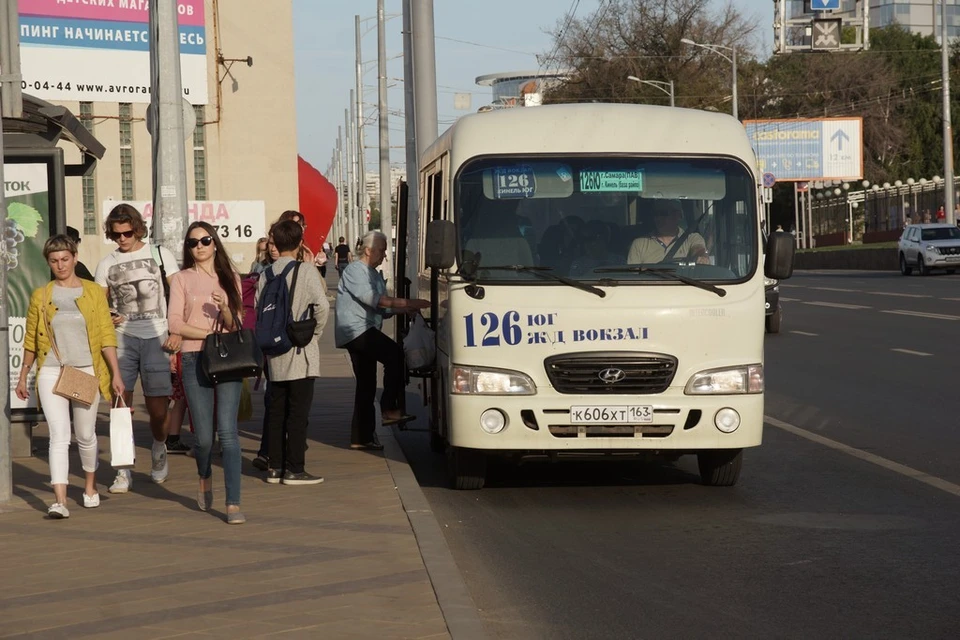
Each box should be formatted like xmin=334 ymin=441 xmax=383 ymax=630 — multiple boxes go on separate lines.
xmin=425 ymin=220 xmax=456 ymax=269
xmin=765 ymin=231 xmax=795 ymax=280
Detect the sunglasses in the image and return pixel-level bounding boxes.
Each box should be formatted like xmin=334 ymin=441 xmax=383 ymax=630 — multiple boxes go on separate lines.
xmin=186 ymin=235 xmax=215 ymax=249
xmin=109 ymin=230 xmax=136 ymax=240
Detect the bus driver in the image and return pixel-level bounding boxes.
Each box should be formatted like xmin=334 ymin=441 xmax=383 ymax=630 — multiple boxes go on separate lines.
xmin=626 ymin=200 xmax=709 ymax=265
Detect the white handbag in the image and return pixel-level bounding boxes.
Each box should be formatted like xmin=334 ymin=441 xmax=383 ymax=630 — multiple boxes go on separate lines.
xmin=109 ymin=396 xmax=136 ymax=469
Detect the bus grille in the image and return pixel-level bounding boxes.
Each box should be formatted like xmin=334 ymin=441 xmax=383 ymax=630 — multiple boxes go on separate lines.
xmin=544 ymin=353 xmax=678 ymax=395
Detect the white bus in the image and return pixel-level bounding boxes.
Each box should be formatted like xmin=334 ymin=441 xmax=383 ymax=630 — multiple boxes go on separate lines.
xmin=413 ymin=103 xmax=793 ymax=489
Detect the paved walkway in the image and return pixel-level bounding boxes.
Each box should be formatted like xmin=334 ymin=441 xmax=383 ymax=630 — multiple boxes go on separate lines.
xmin=0 ymin=324 xmax=451 ymax=639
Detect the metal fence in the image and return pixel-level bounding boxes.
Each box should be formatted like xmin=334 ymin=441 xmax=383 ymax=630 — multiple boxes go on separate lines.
xmin=807 ymin=177 xmax=958 ymax=243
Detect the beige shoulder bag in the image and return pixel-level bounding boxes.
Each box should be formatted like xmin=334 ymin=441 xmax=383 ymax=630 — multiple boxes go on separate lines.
xmin=43 ymin=286 xmax=99 ymax=407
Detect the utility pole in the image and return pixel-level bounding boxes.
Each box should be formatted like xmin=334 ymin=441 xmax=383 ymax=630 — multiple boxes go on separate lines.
xmin=377 ymin=0 xmax=394 ymax=292
xmin=337 ymin=127 xmax=350 ymax=238
xmin=355 ymin=15 xmax=367 ymax=238
xmin=401 ymin=0 xmax=419 ymax=297
xmin=346 ymin=104 xmax=356 ymax=247
xmin=409 ymin=0 xmax=439 ymax=297
xmin=1 ymin=0 xmax=23 ymax=119
xmin=940 ymin=0 xmax=955 ymax=223
xmin=148 ymin=0 xmax=189 ymax=260
xmin=0 ymin=0 xmax=23 ymax=504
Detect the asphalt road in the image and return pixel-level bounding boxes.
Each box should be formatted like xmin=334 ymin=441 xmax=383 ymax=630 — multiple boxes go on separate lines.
xmin=396 ymin=270 xmax=960 ymax=639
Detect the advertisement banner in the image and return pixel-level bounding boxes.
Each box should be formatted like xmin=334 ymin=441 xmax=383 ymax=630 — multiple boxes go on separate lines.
xmin=102 ymin=200 xmax=267 ymax=244
xmin=4 ymin=164 xmax=52 ymax=410
xmin=18 ymin=0 xmax=208 ymax=105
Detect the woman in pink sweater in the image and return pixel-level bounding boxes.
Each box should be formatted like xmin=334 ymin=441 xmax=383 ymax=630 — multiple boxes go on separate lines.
xmin=167 ymin=222 xmax=245 ymax=524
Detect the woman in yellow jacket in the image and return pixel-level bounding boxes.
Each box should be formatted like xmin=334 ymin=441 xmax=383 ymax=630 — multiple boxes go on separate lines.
xmin=15 ymin=235 xmax=125 ymax=519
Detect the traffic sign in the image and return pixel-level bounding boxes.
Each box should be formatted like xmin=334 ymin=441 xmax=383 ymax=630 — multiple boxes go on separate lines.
xmin=762 ymin=172 xmax=776 ymax=188
xmin=811 ymin=0 xmax=840 ymax=10
xmin=743 ymin=118 xmax=863 ymax=182
xmin=812 ymin=19 xmax=842 ymax=50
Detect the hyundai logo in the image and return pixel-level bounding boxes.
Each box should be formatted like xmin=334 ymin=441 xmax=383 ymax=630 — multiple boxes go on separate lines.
xmin=598 ymin=368 xmax=626 ymax=384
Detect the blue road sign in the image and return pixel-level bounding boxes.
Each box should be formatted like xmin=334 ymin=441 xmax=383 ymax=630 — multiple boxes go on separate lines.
xmin=743 ymin=118 xmax=863 ymax=181
xmin=762 ymin=172 xmax=776 ymax=188
xmin=812 ymin=0 xmax=840 ymax=10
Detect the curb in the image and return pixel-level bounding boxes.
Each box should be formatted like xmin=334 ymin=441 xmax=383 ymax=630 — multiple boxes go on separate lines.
xmin=378 ymin=424 xmax=487 ymax=640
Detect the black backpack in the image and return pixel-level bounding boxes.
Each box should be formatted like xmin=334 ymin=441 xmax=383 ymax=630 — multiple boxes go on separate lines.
xmin=255 ymin=261 xmax=316 ymax=357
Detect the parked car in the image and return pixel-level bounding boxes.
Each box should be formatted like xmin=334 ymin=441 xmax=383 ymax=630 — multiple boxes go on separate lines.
xmin=764 ymin=276 xmax=781 ymax=333
xmin=898 ymin=223 xmax=960 ymax=275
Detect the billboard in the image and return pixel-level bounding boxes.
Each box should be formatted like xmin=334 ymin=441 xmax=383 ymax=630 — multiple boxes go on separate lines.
xmin=743 ymin=118 xmax=863 ymax=182
xmin=18 ymin=0 xmax=208 ymax=105
xmin=4 ymin=163 xmax=53 ymax=410
xmin=101 ymin=200 xmax=268 ymax=244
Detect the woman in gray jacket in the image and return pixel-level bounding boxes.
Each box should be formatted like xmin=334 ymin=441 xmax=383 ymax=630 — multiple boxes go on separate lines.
xmin=256 ymin=220 xmax=330 ymax=485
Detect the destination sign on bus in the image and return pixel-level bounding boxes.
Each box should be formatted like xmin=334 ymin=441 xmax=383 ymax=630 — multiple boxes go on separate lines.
xmin=492 ymin=165 xmax=536 ymax=199
xmin=579 ymin=169 xmax=644 ymax=193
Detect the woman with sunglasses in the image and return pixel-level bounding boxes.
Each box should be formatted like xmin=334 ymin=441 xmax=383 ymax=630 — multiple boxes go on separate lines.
xmin=167 ymin=223 xmax=246 ymax=524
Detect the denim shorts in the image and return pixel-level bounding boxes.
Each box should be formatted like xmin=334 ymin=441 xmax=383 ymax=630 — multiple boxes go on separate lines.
xmin=116 ymin=332 xmax=173 ymax=397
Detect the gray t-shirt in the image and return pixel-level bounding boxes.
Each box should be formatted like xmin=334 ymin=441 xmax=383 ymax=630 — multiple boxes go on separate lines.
xmin=44 ymin=286 xmax=93 ymax=368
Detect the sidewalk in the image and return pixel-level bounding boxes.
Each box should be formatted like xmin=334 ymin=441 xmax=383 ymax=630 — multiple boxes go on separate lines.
xmin=0 ymin=322 xmax=452 ymax=639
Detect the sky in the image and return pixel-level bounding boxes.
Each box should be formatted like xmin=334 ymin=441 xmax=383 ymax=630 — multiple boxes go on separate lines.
xmin=292 ymin=0 xmax=774 ymax=176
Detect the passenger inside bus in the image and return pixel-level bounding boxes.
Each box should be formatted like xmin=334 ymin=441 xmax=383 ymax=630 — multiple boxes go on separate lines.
xmin=462 ymin=199 xmax=534 ymax=267
xmin=568 ymin=220 xmax=623 ymax=276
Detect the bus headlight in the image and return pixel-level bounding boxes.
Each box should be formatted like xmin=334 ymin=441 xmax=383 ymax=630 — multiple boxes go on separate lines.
xmin=451 ymin=366 xmax=536 ymax=395
xmin=480 ymin=409 xmax=508 ymax=434
xmin=714 ymin=408 xmax=741 ymax=433
xmin=685 ymin=364 xmax=763 ymax=395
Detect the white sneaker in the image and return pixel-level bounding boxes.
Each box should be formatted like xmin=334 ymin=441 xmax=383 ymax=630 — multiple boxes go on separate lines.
xmin=151 ymin=441 xmax=168 ymax=484
xmin=109 ymin=469 xmax=132 ymax=494
xmin=83 ymin=493 xmax=100 ymax=508
xmin=48 ymin=503 xmax=70 ymax=519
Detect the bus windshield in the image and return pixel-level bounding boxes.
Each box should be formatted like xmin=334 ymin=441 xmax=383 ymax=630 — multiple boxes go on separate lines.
xmin=455 ymin=156 xmax=758 ymax=284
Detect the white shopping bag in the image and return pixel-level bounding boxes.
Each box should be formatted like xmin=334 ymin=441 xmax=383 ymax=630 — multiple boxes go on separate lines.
xmin=109 ymin=397 xmax=136 ymax=469
xmin=403 ymin=314 xmax=436 ymax=370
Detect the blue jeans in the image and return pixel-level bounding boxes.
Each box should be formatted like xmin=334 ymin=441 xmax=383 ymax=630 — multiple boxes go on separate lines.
xmin=181 ymin=351 xmax=243 ymax=506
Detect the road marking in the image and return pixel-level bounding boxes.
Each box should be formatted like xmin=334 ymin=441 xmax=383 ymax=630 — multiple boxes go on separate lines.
xmin=765 ymin=415 xmax=960 ymax=499
xmin=883 ymin=309 xmax=960 ymax=321
xmin=779 ymin=296 xmax=801 ymax=302
xmin=810 ymin=286 xmax=929 ymax=299
xmin=803 ymin=301 xmax=871 ymax=310
xmin=891 ymin=348 xmax=933 ymax=357
xmin=810 ymin=286 xmax=857 ymax=293
xmin=867 ymin=291 xmax=930 ymax=299
xmin=943 ymin=297 xmax=960 ymax=302
xmin=790 ymin=330 xmax=819 ymax=336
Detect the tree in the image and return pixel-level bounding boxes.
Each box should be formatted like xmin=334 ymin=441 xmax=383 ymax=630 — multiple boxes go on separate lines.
xmin=543 ymin=0 xmax=758 ymax=109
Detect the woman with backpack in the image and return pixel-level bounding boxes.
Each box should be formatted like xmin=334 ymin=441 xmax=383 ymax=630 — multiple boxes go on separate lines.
xmin=167 ymin=222 xmax=246 ymax=524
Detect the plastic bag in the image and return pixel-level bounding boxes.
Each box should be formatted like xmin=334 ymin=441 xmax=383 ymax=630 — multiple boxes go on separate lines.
xmin=109 ymin=397 xmax=136 ymax=469
xmin=237 ymin=378 xmax=253 ymax=422
xmin=403 ymin=314 xmax=436 ymax=370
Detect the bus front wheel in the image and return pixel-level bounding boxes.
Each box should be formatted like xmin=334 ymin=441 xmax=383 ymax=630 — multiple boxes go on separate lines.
xmin=448 ymin=447 xmax=487 ymax=490
xmin=697 ymin=449 xmax=743 ymax=486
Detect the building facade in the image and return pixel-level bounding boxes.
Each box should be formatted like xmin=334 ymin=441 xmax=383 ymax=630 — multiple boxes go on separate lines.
xmin=18 ymin=0 xmax=298 ymax=270
xmin=826 ymin=0 xmax=960 ymax=39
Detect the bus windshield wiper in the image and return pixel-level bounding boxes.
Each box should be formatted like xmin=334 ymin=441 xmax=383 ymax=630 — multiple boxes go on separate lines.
xmin=594 ymin=266 xmax=726 ymax=297
xmin=480 ymin=265 xmax=606 ymax=298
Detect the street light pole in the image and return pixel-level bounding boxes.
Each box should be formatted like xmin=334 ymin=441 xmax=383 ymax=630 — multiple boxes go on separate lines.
xmin=940 ymin=0 xmax=955 ymax=223
xmin=681 ymin=38 xmax=738 ymax=120
xmin=625 ymin=76 xmax=675 ymax=107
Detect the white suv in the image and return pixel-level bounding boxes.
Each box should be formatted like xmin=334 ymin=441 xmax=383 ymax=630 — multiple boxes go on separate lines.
xmin=898 ymin=223 xmax=960 ymax=275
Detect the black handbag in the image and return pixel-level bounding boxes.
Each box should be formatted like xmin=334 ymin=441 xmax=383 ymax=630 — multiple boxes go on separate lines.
xmin=286 ymin=262 xmax=317 ymax=349
xmin=201 ymin=314 xmax=263 ymax=383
